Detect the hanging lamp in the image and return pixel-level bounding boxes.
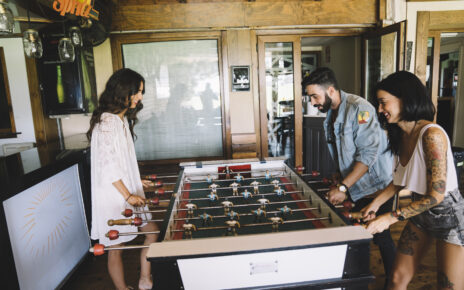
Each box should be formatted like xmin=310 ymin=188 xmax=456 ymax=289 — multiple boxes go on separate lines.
xmin=0 ymin=0 xmax=14 ymax=35
xmin=69 ymin=26 xmax=83 ymax=47
xmin=22 ymin=1 xmax=43 ymax=58
xmin=58 ymin=22 xmax=75 ymax=62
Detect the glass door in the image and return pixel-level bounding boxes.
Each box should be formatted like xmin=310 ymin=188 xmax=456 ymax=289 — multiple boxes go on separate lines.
xmin=258 ymin=36 xmax=302 ymax=168
xmin=362 ymin=21 xmax=405 ymax=100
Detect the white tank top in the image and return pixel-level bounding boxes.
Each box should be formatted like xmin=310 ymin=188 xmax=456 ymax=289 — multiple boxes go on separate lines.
xmin=393 ymin=124 xmax=458 ymax=195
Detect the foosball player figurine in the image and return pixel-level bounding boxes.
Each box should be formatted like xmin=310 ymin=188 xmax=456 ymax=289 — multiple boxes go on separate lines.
xmin=269 ymin=216 xmax=284 ymax=232
xmin=183 ymin=222 xmax=197 ymax=239
xmin=199 ymin=212 xmax=213 ymax=226
xmin=225 ymin=220 xmax=240 ymax=236
xmin=251 ymin=208 xmax=267 ymax=222
xmin=207 ymin=191 xmax=219 ymax=203
xmin=223 ymin=165 xmax=233 ymax=179
xmin=278 ymin=205 xmax=293 ymax=219
xmin=271 ymin=179 xmax=280 ymax=189
xmin=257 ymin=196 xmax=270 ymax=210
xmin=230 ymin=182 xmax=240 ymax=196
xmin=241 ymin=189 xmax=252 ymax=201
xmin=250 ymin=180 xmax=261 ymax=195
xmin=264 ymin=170 xmax=272 ymax=182
xmin=274 ymin=186 xmax=285 ymax=198
xmin=234 ymin=172 xmax=243 ymax=183
xmin=209 ymin=183 xmax=219 ymax=191
xmin=206 ymin=174 xmax=213 ymax=184
xmin=221 ymin=199 xmax=234 ymax=215
xmin=185 ymin=203 xmax=197 ymax=218
xmin=227 ymin=210 xmax=240 ymax=221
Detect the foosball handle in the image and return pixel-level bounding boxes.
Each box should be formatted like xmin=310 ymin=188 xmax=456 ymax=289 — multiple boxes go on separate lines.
xmin=341 ymin=211 xmax=363 ymax=220
xmin=90 ymin=244 xmax=105 ymax=256
xmin=122 ymin=208 xmax=133 ymax=217
xmin=144 ymin=174 xmax=157 ymax=180
xmin=146 ymin=197 xmax=160 ymax=206
xmin=154 ymin=189 xmax=165 ymax=195
xmin=106 ymin=230 xmax=120 ymax=240
xmin=108 ymin=217 xmax=142 ymax=226
xmin=322 ymin=177 xmax=331 ymax=185
xmin=295 ymin=166 xmax=305 ymax=172
xmin=342 ymin=200 xmax=354 ymax=210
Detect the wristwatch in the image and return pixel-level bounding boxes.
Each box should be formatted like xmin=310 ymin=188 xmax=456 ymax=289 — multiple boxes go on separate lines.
xmin=391 ymin=209 xmax=405 ymax=221
xmin=337 ymin=183 xmax=348 ymax=193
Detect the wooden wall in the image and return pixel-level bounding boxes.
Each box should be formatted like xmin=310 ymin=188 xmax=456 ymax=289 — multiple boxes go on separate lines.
xmin=112 ymin=0 xmax=377 ymax=31
xmin=107 ymin=0 xmax=378 ymax=159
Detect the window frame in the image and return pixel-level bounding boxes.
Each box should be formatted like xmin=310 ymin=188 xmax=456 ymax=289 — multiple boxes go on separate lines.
xmin=110 ymin=31 xmax=230 ymax=163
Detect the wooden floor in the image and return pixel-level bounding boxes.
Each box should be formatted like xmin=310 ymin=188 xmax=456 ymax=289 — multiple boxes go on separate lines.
xmin=63 ymin=167 xmax=445 ymax=290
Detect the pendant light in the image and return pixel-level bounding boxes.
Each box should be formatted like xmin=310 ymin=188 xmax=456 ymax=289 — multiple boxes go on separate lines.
xmin=22 ymin=1 xmax=42 ymax=58
xmin=58 ymin=37 xmax=75 ymax=62
xmin=0 ymin=0 xmax=14 ymax=35
xmin=58 ymin=22 xmax=74 ymax=62
xmin=69 ymin=26 xmax=83 ymax=47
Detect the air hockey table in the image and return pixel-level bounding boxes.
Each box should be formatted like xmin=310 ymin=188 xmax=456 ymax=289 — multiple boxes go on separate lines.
xmin=145 ymin=157 xmax=374 ymax=289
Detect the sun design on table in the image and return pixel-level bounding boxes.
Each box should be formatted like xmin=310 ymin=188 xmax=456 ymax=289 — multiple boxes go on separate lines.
xmin=21 ymin=180 xmax=73 ymax=259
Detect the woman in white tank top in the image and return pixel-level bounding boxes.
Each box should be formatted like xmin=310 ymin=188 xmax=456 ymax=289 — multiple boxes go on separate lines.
xmin=360 ymin=71 xmax=464 ymax=289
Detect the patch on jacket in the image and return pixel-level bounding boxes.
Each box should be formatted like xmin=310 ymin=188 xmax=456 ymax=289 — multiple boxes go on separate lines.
xmin=358 ymin=111 xmax=370 ymax=124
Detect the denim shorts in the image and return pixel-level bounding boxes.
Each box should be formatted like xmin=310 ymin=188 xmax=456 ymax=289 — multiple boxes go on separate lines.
xmin=410 ymin=189 xmax=464 ymax=246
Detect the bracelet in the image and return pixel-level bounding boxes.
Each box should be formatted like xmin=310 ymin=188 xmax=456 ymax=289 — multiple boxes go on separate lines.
xmin=125 ymin=194 xmax=132 ymax=202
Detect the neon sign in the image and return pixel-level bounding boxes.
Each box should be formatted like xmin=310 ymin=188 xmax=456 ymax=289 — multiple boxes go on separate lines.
xmin=52 ymin=0 xmax=99 ymax=20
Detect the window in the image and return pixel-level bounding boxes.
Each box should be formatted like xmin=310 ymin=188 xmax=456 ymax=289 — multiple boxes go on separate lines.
xmin=122 ymin=39 xmax=224 ymax=160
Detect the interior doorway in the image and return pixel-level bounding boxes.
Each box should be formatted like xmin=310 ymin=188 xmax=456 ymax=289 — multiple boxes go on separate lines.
xmin=433 ymin=32 xmax=464 ymax=146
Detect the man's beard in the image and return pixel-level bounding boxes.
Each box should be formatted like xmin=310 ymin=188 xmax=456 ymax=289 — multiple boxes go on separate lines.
xmin=314 ymin=92 xmax=332 ymax=113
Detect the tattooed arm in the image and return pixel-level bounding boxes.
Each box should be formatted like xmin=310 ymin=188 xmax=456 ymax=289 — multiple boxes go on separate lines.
xmin=397 ymin=127 xmax=447 ymax=219
xmin=366 ymin=126 xmax=448 ymax=234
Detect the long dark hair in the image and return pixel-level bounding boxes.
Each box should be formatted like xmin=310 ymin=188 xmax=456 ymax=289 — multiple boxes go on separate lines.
xmin=87 ymin=68 xmax=145 ymax=141
xmin=372 ymin=71 xmax=435 ymax=155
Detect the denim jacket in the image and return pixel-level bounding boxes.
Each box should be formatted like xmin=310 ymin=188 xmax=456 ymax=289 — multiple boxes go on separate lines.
xmin=323 ymin=91 xmax=392 ymax=201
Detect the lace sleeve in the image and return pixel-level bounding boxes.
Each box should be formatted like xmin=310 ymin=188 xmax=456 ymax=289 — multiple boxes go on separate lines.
xmin=93 ymin=117 xmax=124 ymax=184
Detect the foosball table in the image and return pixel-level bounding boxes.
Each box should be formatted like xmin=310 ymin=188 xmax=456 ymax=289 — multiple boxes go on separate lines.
xmin=91 ymin=157 xmax=374 ymax=289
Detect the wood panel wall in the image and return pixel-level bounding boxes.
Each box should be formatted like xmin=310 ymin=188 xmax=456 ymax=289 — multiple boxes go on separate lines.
xmin=112 ymin=0 xmax=377 ymax=31
xmin=25 ymin=58 xmax=59 ymax=147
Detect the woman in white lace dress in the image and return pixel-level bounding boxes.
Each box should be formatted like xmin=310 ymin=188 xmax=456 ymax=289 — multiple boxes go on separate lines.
xmin=87 ymin=69 xmax=157 ymax=290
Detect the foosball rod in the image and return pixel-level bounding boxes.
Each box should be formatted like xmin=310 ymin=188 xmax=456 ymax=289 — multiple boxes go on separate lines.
xmin=187 ymin=168 xmax=287 ymax=177
xmin=169 ymin=216 xmax=331 ymax=232
xmin=178 ymin=189 xmax=303 ymax=202
xmin=122 ymin=202 xmax=350 ymax=219
xmin=106 ymin=229 xmax=160 ymax=240
xmin=122 ymin=206 xmax=320 ymax=220
xmin=142 ymin=173 xmax=179 ymax=180
xmin=89 ymin=244 xmax=149 ymax=256
xmin=176 ymin=198 xmax=310 ymax=212
xmin=181 ymin=182 xmax=296 ymax=192
xmin=185 ymin=174 xmax=286 ymax=184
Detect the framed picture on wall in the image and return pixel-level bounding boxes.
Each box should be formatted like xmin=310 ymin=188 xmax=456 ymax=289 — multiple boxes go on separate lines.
xmin=231 ymin=66 xmax=250 ymax=91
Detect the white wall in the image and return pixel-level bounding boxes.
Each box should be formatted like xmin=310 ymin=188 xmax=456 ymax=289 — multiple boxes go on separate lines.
xmin=406 ymin=1 xmax=464 ymax=72
xmin=0 ymin=38 xmax=36 ymax=150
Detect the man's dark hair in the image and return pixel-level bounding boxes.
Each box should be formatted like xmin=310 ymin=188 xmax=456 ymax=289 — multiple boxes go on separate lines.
xmin=372 ymin=70 xmax=436 ymax=155
xmin=301 ymin=67 xmax=339 ymax=91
